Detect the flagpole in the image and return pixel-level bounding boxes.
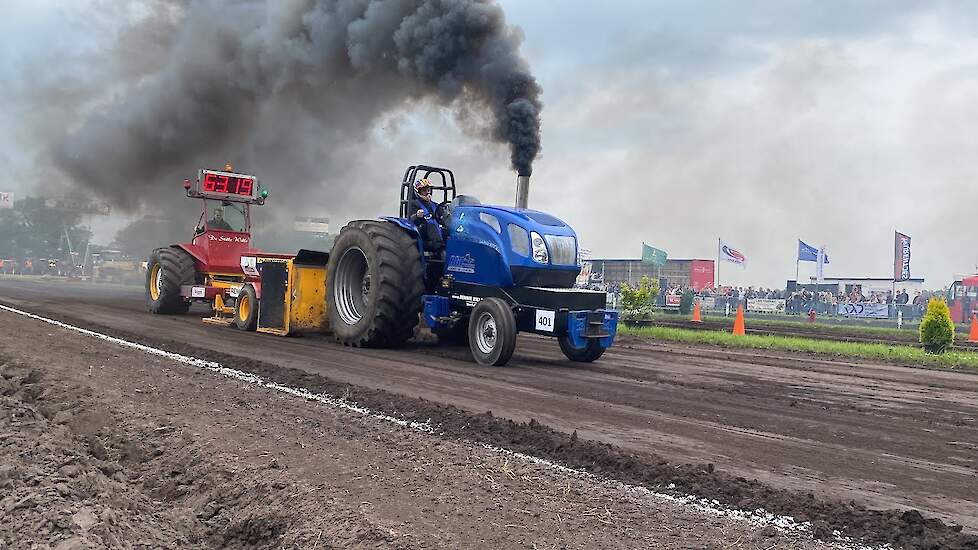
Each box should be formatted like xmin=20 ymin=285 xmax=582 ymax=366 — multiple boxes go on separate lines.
xmin=815 ymin=245 xmax=825 ymax=293
xmin=716 ymin=238 xmax=721 ymax=289
xmin=795 ymin=239 xmax=801 ymax=287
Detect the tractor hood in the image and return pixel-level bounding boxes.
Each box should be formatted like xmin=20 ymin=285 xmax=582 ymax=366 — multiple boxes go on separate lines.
xmin=444 ymin=204 xmax=581 ymax=288
xmin=472 ymin=205 xmax=575 ymax=233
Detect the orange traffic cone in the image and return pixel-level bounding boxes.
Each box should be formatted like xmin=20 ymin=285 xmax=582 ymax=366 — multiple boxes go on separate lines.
xmin=732 ymin=305 xmax=746 ymax=336
xmin=691 ymin=301 xmax=703 ymax=323
xmin=969 ymin=314 xmax=978 ymax=343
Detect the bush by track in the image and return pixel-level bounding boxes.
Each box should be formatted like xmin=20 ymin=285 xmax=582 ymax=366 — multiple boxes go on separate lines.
xmin=6 ymin=304 xmax=977 ymax=550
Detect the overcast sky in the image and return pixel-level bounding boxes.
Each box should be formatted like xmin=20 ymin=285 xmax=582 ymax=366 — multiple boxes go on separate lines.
xmin=3 ymin=1 xmax=978 ymax=288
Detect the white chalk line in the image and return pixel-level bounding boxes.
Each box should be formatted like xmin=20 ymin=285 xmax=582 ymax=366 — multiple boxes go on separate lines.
xmin=0 ymin=302 xmax=886 ymax=549
xmin=0 ymin=303 xmax=434 ymax=433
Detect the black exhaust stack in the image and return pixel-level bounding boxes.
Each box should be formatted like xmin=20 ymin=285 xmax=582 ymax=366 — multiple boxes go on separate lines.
xmin=515 ymin=173 xmax=530 ymax=209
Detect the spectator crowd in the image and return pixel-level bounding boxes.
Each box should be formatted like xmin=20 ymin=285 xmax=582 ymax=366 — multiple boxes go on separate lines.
xmin=599 ymin=280 xmax=944 ymax=321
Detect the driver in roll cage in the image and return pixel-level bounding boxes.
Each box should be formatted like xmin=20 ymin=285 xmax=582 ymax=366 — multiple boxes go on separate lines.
xmin=409 ymin=178 xmax=446 ymax=253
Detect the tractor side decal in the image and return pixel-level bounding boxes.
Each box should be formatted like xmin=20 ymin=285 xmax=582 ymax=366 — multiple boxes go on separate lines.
xmin=446 ymin=254 xmax=476 ymax=274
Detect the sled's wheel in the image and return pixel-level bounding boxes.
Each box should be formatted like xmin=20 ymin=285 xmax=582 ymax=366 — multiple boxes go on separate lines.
xmin=558 ymin=336 xmax=605 ymax=363
xmin=234 ymin=285 xmax=258 ymax=331
xmin=468 ymin=298 xmax=517 ymax=366
xmin=146 ymin=247 xmax=194 ymax=314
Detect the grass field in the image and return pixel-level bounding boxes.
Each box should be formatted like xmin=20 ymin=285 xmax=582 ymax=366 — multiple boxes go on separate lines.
xmin=620 ymin=325 xmax=978 ymax=371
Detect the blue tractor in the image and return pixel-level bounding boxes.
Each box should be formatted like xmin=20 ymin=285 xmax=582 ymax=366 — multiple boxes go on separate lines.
xmin=326 ymin=165 xmax=618 ymax=366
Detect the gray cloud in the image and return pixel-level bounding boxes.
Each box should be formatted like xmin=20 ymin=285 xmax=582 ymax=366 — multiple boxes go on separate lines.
xmin=494 ymin=0 xmax=978 ymax=288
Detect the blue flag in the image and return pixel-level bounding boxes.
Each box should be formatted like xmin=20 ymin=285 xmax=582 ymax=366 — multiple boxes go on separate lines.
xmin=798 ymin=240 xmax=829 ymax=263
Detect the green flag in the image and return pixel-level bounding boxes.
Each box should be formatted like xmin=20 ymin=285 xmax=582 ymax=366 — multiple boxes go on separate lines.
xmin=641 ymin=243 xmax=667 ymax=266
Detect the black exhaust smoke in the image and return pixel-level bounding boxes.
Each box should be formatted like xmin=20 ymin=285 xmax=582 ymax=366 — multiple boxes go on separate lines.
xmin=53 ymin=0 xmax=542 ymax=209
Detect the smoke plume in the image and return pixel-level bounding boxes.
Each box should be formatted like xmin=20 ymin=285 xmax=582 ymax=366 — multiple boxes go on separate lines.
xmin=55 ymin=0 xmax=542 ymax=209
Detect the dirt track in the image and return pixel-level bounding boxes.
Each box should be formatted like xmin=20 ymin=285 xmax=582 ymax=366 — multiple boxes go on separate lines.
xmin=3 ymin=306 xmax=828 ymax=549
xmin=2 ymin=277 xmax=977 ymax=547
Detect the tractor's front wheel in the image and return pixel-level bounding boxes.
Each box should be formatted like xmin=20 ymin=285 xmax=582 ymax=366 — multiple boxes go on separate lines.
xmin=558 ymin=336 xmax=605 ymax=363
xmin=468 ymin=298 xmax=517 ymax=366
xmin=146 ymin=247 xmax=195 ymax=314
xmin=327 ymin=221 xmax=424 ymax=348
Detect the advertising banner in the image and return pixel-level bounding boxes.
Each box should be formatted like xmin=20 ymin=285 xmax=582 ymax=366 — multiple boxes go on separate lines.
xmin=0 ymin=192 xmax=12 ymax=209
xmin=575 ymin=248 xmax=592 ymax=287
xmin=690 ymin=259 xmax=715 ymax=290
xmin=664 ymin=294 xmax=682 ymax=307
xmin=697 ymin=296 xmax=716 ymax=310
xmin=746 ymin=298 xmax=786 ymax=314
xmin=894 ymin=231 xmax=911 ymax=281
xmin=838 ymin=302 xmax=889 ymax=319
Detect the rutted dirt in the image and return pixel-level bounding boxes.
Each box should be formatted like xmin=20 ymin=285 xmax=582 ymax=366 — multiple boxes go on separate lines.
xmin=1 ymin=278 xmax=977 ymax=548
xmin=0 ymin=310 xmax=835 ymax=549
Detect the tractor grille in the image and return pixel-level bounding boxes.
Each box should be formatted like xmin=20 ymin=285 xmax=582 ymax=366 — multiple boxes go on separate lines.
xmin=544 ymin=235 xmax=577 ymax=266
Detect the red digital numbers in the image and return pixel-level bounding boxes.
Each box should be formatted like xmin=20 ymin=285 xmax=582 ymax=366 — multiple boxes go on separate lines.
xmin=202 ymin=173 xmax=218 ymax=192
xmin=202 ymin=172 xmax=253 ymax=196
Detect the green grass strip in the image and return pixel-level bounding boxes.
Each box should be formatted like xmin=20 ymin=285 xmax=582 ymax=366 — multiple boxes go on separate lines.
xmin=696 ymin=314 xmax=923 ymax=336
xmin=620 ymin=325 xmax=978 ymax=371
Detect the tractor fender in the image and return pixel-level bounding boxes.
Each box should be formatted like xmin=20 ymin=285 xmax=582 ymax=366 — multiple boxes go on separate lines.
xmin=172 ymin=243 xmax=207 ymax=271
xmin=379 ymin=216 xmax=424 ymax=255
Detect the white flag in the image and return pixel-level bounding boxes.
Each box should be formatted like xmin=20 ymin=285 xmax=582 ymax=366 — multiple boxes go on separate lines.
xmin=816 ymin=246 xmax=827 ymax=281
xmin=0 ymin=192 xmax=12 ymax=209
xmin=719 ymin=239 xmax=746 ymax=268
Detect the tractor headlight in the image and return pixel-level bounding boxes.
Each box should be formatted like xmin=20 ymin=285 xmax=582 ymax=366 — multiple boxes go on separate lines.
xmin=530 ymin=231 xmax=549 ymax=264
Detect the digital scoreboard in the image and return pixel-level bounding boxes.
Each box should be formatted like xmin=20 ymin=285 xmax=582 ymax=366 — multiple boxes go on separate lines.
xmin=194 ymin=169 xmax=260 ymax=201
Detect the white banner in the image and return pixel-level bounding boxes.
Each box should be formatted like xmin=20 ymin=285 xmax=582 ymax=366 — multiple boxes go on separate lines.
xmin=746 ymin=298 xmax=786 ymax=314
xmin=697 ymin=296 xmax=716 ymax=310
xmin=293 ymin=217 xmax=330 ymax=233
xmin=837 ymin=302 xmax=889 ymax=319
xmin=575 ymin=248 xmax=592 ymax=287
xmin=0 ymin=192 xmax=12 ymax=209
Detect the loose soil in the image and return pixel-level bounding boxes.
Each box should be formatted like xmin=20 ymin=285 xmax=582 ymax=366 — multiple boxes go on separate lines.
xmin=2 ymin=278 xmax=977 ymax=548
xmin=2 ymin=309 xmax=828 ymax=549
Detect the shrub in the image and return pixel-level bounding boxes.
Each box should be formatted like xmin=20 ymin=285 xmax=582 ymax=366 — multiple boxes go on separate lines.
xmin=919 ymin=297 xmax=954 ymax=353
xmin=620 ymin=276 xmax=658 ymax=311
xmin=620 ymin=275 xmax=658 ymax=320
xmin=679 ymin=289 xmax=695 ymax=314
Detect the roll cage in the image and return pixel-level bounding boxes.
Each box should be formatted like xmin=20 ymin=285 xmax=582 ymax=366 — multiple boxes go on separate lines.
xmin=399 ymin=165 xmax=457 ymax=218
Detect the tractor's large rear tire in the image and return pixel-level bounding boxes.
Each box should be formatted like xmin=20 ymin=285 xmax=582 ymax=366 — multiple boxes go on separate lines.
xmin=327 ymin=221 xmax=424 ymax=348
xmin=146 ymin=247 xmax=195 ymax=314
xmin=558 ymin=336 xmax=606 ymax=363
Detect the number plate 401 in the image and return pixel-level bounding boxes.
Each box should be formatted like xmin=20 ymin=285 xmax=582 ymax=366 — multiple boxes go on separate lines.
xmin=535 ymin=309 xmax=555 ymax=332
